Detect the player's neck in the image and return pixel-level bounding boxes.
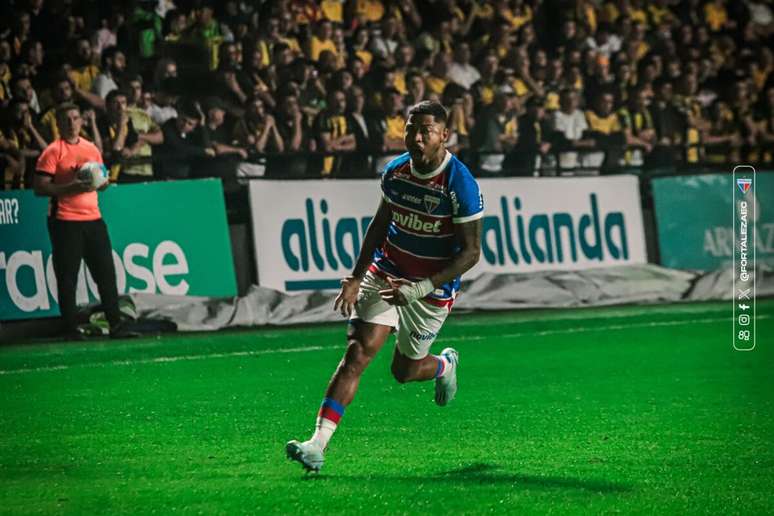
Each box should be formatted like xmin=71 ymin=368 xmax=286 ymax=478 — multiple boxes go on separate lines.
xmin=63 ymin=135 xmax=80 ymax=145
xmin=413 ymin=149 xmax=447 ymax=174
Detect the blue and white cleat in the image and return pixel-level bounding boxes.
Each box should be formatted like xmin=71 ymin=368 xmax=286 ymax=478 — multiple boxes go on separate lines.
xmin=435 ymin=347 xmax=459 ymax=406
xmin=286 ymin=439 xmax=324 ymax=472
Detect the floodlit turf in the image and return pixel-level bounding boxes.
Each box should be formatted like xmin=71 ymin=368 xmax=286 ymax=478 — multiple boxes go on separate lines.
xmin=1 ymin=300 xmax=773 ymax=514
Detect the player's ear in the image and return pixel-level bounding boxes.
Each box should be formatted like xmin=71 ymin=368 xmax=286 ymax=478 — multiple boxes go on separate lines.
xmin=441 ymin=124 xmax=449 ymax=142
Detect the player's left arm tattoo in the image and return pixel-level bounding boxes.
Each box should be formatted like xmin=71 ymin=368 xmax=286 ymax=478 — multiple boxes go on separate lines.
xmin=428 ymin=218 xmax=482 ymax=288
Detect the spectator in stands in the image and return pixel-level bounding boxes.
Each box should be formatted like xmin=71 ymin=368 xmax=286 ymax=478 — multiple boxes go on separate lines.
xmin=126 ymin=75 xmax=144 ymax=108
xmin=648 ymin=78 xmax=685 ymax=166
xmin=129 ymin=0 xmax=163 ymax=66
xmin=1 ymin=107 xmax=27 ymax=190
xmin=282 ymin=59 xmax=326 ymax=123
xmin=163 ymin=9 xmax=189 ymax=45
xmin=370 ymin=16 xmax=400 ymax=60
xmin=472 ymin=51 xmax=499 ymax=108
xmin=675 ymin=73 xmax=708 ymax=163
xmin=219 ymin=42 xmax=243 ymax=72
xmin=473 ymin=89 xmax=518 ymax=174
xmin=11 ymin=76 xmax=41 ymax=115
xmin=92 ymin=47 xmax=126 ymax=99
xmin=19 ymin=40 xmax=45 ymax=84
xmin=551 ymin=88 xmax=596 ymax=171
xmin=100 ymin=89 xmax=163 ymax=183
xmin=585 ymin=90 xmax=626 ymax=170
xmin=585 ymin=23 xmax=622 ymax=59
xmin=350 ymin=27 xmax=373 ymax=70
xmin=513 ymin=95 xmax=551 ymax=176
xmin=155 ymin=98 xmax=214 ymax=180
xmin=619 ymin=86 xmax=656 ymax=167
xmin=443 ymin=83 xmax=474 ymax=154
xmin=92 ymin=12 xmax=125 ymax=56
xmin=308 ymin=20 xmax=337 ymax=62
xmin=275 ymin=93 xmax=313 ymax=177
xmin=345 ymin=84 xmax=372 ymax=176
xmin=243 ymin=41 xmax=276 ymax=109
xmin=372 ymin=87 xmax=406 ymax=172
xmin=198 ymin=96 xmax=248 ymax=176
xmin=405 ymin=71 xmax=427 ymax=107
xmin=0 ymin=42 xmax=11 ymax=106
xmin=392 ymin=43 xmax=414 ymax=95
xmin=426 ymin=51 xmax=451 ymax=97
xmin=152 ymin=58 xmax=178 ymax=91
xmin=145 ymin=77 xmax=180 ymax=125
xmin=234 ymin=95 xmax=284 ymax=155
xmin=448 ymin=42 xmax=481 ymax=90
xmin=5 ymin=96 xmax=48 ymax=174
xmin=218 ymin=64 xmax=250 ymax=108
xmin=314 ymin=88 xmax=357 ymax=177
xmin=68 ymin=37 xmax=99 ymax=96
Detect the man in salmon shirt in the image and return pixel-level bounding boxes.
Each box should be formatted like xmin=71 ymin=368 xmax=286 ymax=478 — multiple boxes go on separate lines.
xmin=33 ymin=102 xmax=137 ymax=340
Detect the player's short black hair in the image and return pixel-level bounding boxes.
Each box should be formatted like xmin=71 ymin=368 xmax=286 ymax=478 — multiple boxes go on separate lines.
xmin=55 ymin=102 xmax=80 ymax=121
xmin=407 ymin=100 xmax=448 ymax=124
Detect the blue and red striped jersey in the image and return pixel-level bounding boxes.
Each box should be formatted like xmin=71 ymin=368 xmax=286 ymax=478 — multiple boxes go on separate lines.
xmin=370 ymin=151 xmax=484 ymax=305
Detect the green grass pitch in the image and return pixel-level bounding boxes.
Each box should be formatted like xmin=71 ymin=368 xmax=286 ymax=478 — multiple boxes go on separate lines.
xmin=1 ymin=300 xmax=772 ymax=514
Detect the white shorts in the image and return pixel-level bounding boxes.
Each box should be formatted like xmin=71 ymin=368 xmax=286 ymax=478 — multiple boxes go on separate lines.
xmin=351 ymin=271 xmax=450 ymax=360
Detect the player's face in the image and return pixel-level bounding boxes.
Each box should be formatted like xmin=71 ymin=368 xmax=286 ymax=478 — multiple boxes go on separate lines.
xmin=57 ymin=109 xmax=82 ymax=140
xmin=405 ymin=113 xmax=449 ymax=168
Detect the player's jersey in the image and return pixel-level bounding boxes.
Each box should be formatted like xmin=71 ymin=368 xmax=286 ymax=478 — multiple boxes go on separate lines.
xmin=370 ymin=151 xmax=484 ymax=306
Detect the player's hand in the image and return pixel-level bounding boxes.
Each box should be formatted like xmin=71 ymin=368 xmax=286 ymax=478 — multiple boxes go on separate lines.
xmin=380 ymin=277 xmax=434 ymax=306
xmin=69 ymin=177 xmax=95 ymax=193
xmin=379 ymin=277 xmax=412 ymax=306
xmin=334 ymin=276 xmax=361 ymax=317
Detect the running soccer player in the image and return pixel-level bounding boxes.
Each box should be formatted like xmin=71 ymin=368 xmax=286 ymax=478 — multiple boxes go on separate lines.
xmin=286 ymin=100 xmax=483 ymax=472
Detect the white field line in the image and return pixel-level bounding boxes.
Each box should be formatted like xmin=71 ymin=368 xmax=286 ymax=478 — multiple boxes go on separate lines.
xmin=0 ymin=314 xmax=769 ymax=376
xmin=0 ymin=345 xmax=326 ymax=376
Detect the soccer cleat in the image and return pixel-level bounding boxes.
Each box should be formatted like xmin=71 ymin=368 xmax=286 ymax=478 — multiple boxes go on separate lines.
xmin=435 ymin=347 xmax=459 ymax=406
xmin=286 ymin=439 xmax=324 ymax=472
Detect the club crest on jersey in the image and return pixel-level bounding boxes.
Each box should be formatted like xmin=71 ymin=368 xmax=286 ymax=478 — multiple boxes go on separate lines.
xmin=423 ymin=194 xmax=441 ymax=214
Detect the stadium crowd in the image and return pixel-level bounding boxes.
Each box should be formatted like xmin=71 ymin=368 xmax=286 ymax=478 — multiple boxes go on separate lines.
xmin=1 ymin=0 xmax=774 ymax=188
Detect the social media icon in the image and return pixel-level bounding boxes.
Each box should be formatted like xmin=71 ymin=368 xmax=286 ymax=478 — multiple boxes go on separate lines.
xmin=738 ymin=314 xmax=750 ymax=326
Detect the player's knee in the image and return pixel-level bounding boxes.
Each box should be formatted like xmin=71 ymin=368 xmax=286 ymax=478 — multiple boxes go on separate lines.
xmin=343 ymin=340 xmax=372 ymax=374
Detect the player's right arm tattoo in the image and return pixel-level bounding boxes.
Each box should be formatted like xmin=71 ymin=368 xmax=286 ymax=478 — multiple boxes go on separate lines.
xmin=351 ymin=198 xmax=391 ymax=279
xmin=428 ymin=218 xmax=482 ymax=288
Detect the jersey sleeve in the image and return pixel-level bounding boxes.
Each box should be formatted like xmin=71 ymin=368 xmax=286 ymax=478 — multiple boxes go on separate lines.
xmin=379 ymin=166 xmax=390 ymax=200
xmin=449 ymin=167 xmax=484 ymax=223
xmin=35 ymin=144 xmax=58 ymax=175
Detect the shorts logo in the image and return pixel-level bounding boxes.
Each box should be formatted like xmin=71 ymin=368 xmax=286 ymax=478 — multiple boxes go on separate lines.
xmin=423 ymin=194 xmax=441 ymax=214
xmin=410 ymin=330 xmax=437 ymax=341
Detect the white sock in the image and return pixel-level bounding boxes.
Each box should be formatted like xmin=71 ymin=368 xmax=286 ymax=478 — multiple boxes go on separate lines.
xmin=311 ymin=417 xmax=337 ymax=450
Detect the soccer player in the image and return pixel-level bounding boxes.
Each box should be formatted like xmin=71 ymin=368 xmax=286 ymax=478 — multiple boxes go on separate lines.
xmin=287 ymin=100 xmax=484 ymax=472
